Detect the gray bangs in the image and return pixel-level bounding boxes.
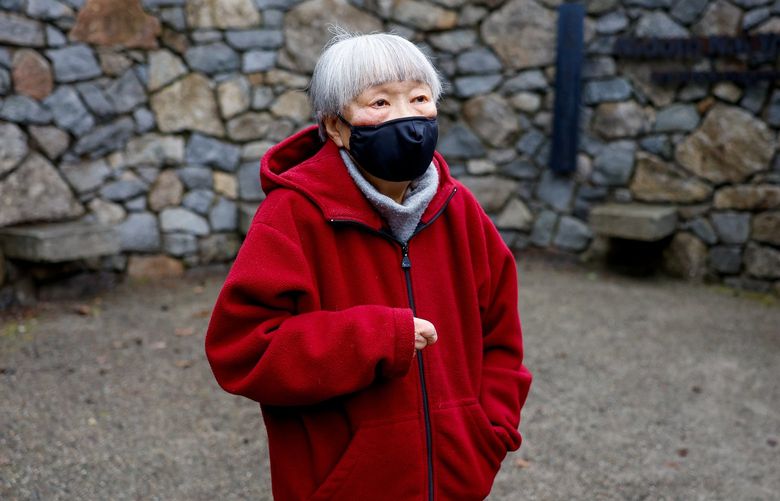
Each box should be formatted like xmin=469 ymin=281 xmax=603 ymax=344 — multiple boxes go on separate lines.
xmin=309 ymin=31 xmax=443 ymax=137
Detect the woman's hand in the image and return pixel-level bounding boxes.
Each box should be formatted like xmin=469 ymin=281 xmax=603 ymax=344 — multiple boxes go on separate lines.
xmin=413 ymin=317 xmax=438 ymax=351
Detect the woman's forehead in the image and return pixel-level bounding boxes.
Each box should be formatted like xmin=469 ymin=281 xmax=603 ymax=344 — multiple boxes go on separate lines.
xmin=357 ymin=80 xmax=432 ymax=96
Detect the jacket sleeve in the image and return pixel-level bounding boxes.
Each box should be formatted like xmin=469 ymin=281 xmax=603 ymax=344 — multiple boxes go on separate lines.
xmin=205 ymin=219 xmax=416 ymax=407
xmin=478 ymin=213 xmax=533 ymax=452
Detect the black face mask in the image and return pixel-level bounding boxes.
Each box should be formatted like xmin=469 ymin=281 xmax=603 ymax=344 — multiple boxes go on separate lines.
xmin=338 ymin=114 xmax=439 ymax=182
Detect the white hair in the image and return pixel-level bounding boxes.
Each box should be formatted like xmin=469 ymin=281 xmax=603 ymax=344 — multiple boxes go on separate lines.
xmin=309 ymin=29 xmax=443 ymax=140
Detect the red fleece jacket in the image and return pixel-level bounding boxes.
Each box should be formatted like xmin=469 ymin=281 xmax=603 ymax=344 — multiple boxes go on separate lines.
xmin=205 ymin=126 xmax=532 ymax=501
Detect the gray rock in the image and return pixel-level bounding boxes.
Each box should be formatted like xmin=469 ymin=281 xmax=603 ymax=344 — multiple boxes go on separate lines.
xmin=654 ymin=104 xmax=700 ymax=132
xmin=743 ymin=7 xmax=770 ymax=30
xmin=711 ymin=212 xmax=751 ymax=244
xmin=118 ymin=212 xmax=161 ymax=252
xmin=584 ymin=78 xmax=632 ymax=104
xmin=453 ymin=75 xmax=502 ymax=98
xmin=515 ymin=129 xmax=545 ymax=156
xmin=593 ymin=140 xmax=636 ymax=186
xmin=28 ymin=125 xmax=69 ymax=160
xmin=530 ymin=210 xmax=557 ymax=247
xmin=744 ymin=242 xmax=780 ymax=279
xmin=459 ymin=176 xmax=518 ymax=213
xmin=238 ymin=162 xmax=265 ymax=201
xmin=252 ymin=86 xmax=274 ymax=110
xmin=177 ymin=166 xmax=213 ymax=190
xmin=160 ymin=207 xmax=210 ymax=235
xmin=740 ymin=82 xmax=768 ymax=114
xmin=582 ymin=57 xmax=616 ymax=79
xmin=596 ymin=11 xmax=628 ymax=34
xmin=182 ymin=189 xmax=215 ymax=214
xmin=428 ymin=30 xmax=477 ymax=53
xmin=626 ymin=0 xmax=673 ymax=6
xmin=147 ymin=0 xmax=182 ymax=12
xmin=0 ymin=68 xmax=10 ymax=95
xmin=677 ymin=82 xmax=709 ymax=101
xmin=0 ymin=95 xmax=53 ymax=124
xmin=47 ymin=45 xmax=102 ymax=82
xmin=147 ymin=49 xmax=187 ymax=92
xmin=134 ymin=107 xmax=156 ymax=133
xmin=590 ymin=203 xmax=678 ymax=241
xmin=26 ymin=0 xmax=73 ymax=20
xmin=684 ymin=217 xmax=718 ymax=245
xmin=76 ymin=81 xmax=115 ymax=117
xmin=670 ymin=0 xmax=709 ymax=24
xmin=100 ymin=178 xmax=148 ymax=202
xmin=766 ymin=89 xmax=780 ymax=127
xmin=0 ymin=122 xmax=29 ymax=176
xmin=125 ymin=134 xmax=184 ymax=166
xmin=553 ymin=216 xmax=592 ymax=252
xmin=501 ymin=70 xmax=547 ymax=92
xmin=107 ymin=69 xmax=147 ymax=114
xmin=225 ymin=29 xmax=284 ymax=50
xmin=44 ymin=85 xmax=95 ymax=135
xmin=124 ymin=196 xmax=147 ymax=212
xmin=263 ymin=8 xmax=284 ymax=26
xmin=73 ymin=117 xmax=135 ymax=157
xmin=254 ymin=0 xmax=298 ymax=8
xmin=635 ymin=11 xmax=689 ymax=37
xmin=60 ymin=158 xmax=111 ymax=194
xmin=0 ymin=0 xmax=25 ymax=11
xmin=209 ymin=197 xmax=238 ymax=231
xmin=185 ymin=134 xmax=241 ymax=171
xmin=537 ymin=170 xmax=575 ymax=212
xmin=456 ymin=48 xmax=502 ymax=74
xmin=732 ymin=0 xmax=771 ymax=7
xmin=709 ymin=245 xmax=742 ymax=274
xmin=463 ymin=94 xmax=519 ymax=147
xmin=162 ymin=233 xmax=198 ymax=256
xmin=185 ymin=43 xmax=240 ymax=74
xmin=587 ymin=36 xmax=617 ymax=56
xmin=199 ymin=232 xmax=241 ymax=263
xmin=243 ymin=50 xmax=277 ymax=73
xmin=0 ymin=12 xmax=46 ymax=47
xmin=0 ymin=153 xmax=84 ymax=226
xmin=0 ymin=48 xmax=10 ymax=69
xmin=191 ymin=30 xmax=223 ymax=44
xmin=159 ymin=7 xmax=186 ymax=31
xmin=500 ymin=158 xmax=538 ymax=180
xmin=437 ymin=123 xmax=486 ymax=159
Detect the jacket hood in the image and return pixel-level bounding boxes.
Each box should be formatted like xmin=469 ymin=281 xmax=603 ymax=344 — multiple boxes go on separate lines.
xmin=260 ymin=125 xmax=458 ymax=231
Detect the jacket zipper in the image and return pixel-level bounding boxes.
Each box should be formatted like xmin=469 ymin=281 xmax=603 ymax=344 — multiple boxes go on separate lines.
xmin=330 ymin=187 xmax=457 ymax=501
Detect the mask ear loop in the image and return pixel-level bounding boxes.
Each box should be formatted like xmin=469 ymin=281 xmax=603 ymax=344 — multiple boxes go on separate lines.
xmin=336 ymin=113 xmax=353 ymax=129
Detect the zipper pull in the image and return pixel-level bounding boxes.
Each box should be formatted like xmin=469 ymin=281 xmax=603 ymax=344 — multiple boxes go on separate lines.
xmin=401 ymin=245 xmax=411 ymax=269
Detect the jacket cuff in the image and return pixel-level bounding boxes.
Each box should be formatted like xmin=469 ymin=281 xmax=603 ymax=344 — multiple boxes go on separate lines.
xmin=385 ymin=308 xmax=415 ymax=379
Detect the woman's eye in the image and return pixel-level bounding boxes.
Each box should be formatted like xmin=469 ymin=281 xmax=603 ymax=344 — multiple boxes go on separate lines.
xmin=413 ymin=95 xmax=429 ymax=103
xmin=373 ymin=99 xmax=388 ymax=107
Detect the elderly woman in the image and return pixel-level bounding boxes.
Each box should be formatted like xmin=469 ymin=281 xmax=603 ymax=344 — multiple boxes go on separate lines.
xmin=206 ymin=32 xmax=532 ymax=500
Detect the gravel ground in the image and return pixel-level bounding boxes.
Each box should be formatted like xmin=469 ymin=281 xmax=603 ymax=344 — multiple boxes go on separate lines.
xmin=1 ymin=256 xmax=778 ymax=500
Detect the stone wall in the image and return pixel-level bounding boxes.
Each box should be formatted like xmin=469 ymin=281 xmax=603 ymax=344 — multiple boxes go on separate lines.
xmin=1 ymin=0 xmax=780 ymax=305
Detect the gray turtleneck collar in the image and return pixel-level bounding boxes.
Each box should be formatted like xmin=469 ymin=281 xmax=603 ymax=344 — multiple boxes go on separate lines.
xmin=339 ymin=149 xmax=439 ymax=244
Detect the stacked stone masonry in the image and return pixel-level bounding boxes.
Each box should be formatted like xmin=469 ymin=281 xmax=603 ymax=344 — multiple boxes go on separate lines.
xmin=1 ymin=0 xmax=780 ymax=304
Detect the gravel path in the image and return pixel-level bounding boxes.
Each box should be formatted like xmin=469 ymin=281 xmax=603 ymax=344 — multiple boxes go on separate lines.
xmin=1 ymin=256 xmax=778 ymax=500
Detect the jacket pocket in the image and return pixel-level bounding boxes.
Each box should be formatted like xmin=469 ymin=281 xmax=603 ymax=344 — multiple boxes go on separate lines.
xmin=433 ymin=399 xmax=507 ymax=500
xmin=309 ymin=416 xmax=424 ymax=501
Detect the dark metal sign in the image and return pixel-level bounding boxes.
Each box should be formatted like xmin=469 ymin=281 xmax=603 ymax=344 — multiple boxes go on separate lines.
xmin=613 ymin=34 xmax=780 ymax=85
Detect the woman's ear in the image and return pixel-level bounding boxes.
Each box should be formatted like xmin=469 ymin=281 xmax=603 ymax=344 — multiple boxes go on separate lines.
xmin=324 ymin=115 xmax=349 ymax=149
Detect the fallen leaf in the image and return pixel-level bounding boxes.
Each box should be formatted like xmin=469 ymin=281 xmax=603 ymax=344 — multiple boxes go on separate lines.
xmin=664 ymin=461 xmax=680 ymax=469
xmin=0 ymin=455 xmax=11 ymax=466
xmin=514 ymin=458 xmax=531 ymax=469
xmin=192 ymin=309 xmax=211 ymax=319
xmin=767 ymin=438 xmax=777 ymax=447
xmin=677 ymin=448 xmax=688 ymax=458
xmin=175 ymin=327 xmax=195 ymax=337
xmin=150 ymin=341 xmax=167 ymax=350
xmin=175 ymin=359 xmax=193 ymax=369
xmin=74 ymin=305 xmax=92 ymax=316
xmin=193 ymin=286 xmax=205 ymax=294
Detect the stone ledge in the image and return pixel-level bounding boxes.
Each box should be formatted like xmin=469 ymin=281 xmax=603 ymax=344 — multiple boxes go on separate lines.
xmin=0 ymin=221 xmax=120 ymax=262
xmin=589 ymin=203 xmax=678 ymax=241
